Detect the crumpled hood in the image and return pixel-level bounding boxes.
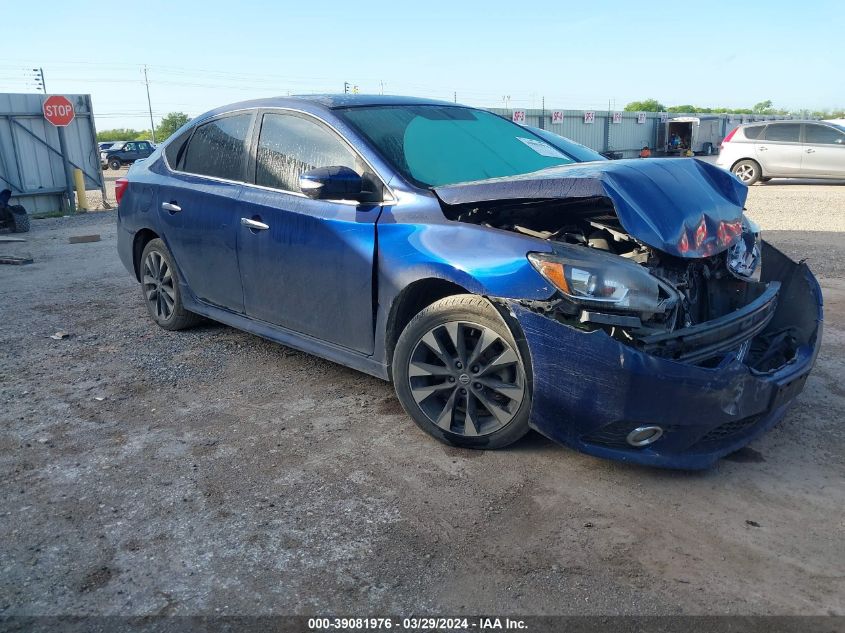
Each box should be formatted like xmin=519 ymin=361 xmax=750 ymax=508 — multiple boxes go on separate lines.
xmin=433 ymin=158 xmax=748 ymax=258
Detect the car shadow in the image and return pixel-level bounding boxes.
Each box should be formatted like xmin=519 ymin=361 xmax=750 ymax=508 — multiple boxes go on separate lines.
xmin=757 ymin=178 xmax=845 ymax=186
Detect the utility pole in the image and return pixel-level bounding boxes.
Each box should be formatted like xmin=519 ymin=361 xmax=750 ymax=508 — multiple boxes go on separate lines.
xmin=344 ymin=82 xmax=350 ymax=94
xmin=502 ymin=95 xmax=511 ymax=111
xmin=32 ymin=68 xmax=46 ymax=94
xmin=454 ymin=91 xmax=457 ymax=103
xmin=542 ymin=96 xmax=545 ymax=129
xmin=380 ymin=80 xmax=384 ymax=95
xmin=143 ymin=65 xmax=156 ymax=144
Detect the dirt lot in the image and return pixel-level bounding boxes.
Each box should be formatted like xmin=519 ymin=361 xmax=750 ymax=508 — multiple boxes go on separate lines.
xmin=1 ymin=180 xmax=843 ymax=617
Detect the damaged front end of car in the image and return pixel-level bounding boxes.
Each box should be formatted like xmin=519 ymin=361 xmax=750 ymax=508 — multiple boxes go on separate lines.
xmin=435 ymin=158 xmax=823 ymax=468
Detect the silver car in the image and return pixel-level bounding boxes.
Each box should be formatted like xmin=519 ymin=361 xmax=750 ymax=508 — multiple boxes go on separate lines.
xmin=717 ymin=120 xmax=845 ymax=184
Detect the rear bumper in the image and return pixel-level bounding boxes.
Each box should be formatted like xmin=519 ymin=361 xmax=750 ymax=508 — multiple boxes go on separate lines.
xmin=508 ymin=244 xmax=823 ymax=469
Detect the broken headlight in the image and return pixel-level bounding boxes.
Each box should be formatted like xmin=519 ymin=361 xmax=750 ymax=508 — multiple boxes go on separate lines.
xmin=727 ymin=217 xmax=761 ymax=281
xmin=528 ymin=245 xmax=660 ymax=313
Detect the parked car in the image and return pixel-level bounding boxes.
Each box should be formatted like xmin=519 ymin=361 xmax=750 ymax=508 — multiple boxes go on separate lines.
xmin=101 ymin=140 xmax=155 ymax=170
xmin=717 ymin=120 xmax=845 ymax=184
xmin=98 ymin=141 xmax=121 ymax=152
xmin=116 ymin=96 xmax=822 ymax=469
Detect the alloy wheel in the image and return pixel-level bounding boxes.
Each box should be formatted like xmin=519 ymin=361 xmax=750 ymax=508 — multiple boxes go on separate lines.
xmin=408 ymin=321 xmax=526 ymax=437
xmin=142 ymin=251 xmax=175 ymax=321
xmin=734 ymin=164 xmax=756 ymax=182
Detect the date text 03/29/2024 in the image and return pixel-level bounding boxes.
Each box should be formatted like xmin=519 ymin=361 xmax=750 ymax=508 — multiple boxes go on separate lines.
xmin=307 ymin=617 xmax=527 ymax=630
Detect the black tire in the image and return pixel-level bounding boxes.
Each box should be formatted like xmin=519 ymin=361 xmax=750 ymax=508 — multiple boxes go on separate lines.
xmin=392 ymin=294 xmax=532 ymax=449
xmin=109 ymin=158 xmax=122 ymax=171
xmin=703 ymin=143 xmax=714 ymax=156
xmin=139 ymin=238 xmax=201 ymax=331
xmin=732 ymin=159 xmax=762 ymax=185
xmin=10 ymin=206 xmax=30 ymax=233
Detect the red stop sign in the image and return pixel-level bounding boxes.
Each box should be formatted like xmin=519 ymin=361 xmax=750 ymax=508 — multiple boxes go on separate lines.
xmin=42 ymin=95 xmax=75 ymax=127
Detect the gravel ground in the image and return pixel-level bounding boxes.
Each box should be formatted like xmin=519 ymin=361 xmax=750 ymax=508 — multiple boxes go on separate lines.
xmin=0 ymin=182 xmax=843 ymax=618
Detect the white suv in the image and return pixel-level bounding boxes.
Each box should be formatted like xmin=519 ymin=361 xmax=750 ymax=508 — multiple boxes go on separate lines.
xmin=717 ymin=120 xmax=845 ymax=184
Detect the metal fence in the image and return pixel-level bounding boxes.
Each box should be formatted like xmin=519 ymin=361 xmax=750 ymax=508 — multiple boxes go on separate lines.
xmin=486 ymin=108 xmax=790 ymax=158
xmin=0 ymin=93 xmax=103 ymax=214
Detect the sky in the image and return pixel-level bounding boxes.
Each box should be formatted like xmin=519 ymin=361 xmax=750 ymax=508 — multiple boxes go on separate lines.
xmin=1 ymin=0 xmax=842 ymax=131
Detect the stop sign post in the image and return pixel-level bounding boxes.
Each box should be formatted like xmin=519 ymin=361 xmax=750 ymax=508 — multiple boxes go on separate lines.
xmin=42 ymin=96 xmax=77 ymax=212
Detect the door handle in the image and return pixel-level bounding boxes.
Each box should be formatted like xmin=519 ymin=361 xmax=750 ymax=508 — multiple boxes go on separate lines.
xmin=241 ymin=217 xmax=270 ymax=230
xmin=161 ymin=202 xmax=182 ymax=213
xmin=758 ymin=146 xmax=768 ymax=151
xmin=806 ymin=148 xmax=815 ymax=153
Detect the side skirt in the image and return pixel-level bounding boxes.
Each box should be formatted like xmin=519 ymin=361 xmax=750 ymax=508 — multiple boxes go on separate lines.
xmin=181 ymin=288 xmax=390 ymax=381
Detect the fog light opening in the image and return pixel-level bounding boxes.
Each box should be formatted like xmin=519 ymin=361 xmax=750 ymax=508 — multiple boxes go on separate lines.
xmin=626 ymin=426 xmax=664 ymax=447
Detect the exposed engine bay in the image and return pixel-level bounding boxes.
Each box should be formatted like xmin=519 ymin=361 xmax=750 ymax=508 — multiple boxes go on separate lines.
xmin=446 ymin=196 xmax=815 ymax=372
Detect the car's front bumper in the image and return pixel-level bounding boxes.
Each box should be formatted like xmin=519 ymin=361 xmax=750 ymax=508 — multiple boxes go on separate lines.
xmin=507 ymin=244 xmax=823 ymax=469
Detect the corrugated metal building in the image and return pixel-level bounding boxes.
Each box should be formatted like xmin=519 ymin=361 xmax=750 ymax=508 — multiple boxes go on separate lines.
xmin=0 ymin=93 xmax=102 ymax=214
xmin=487 ymin=108 xmax=789 ymax=158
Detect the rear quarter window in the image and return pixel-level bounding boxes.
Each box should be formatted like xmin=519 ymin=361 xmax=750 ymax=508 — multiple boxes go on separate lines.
xmin=743 ymin=125 xmax=766 ymax=140
xmin=164 ymin=128 xmax=192 ymax=169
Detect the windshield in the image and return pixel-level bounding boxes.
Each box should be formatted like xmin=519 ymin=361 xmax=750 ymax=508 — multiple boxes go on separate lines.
xmin=528 ymin=127 xmax=606 ymax=162
xmin=336 ymin=105 xmax=576 ymax=187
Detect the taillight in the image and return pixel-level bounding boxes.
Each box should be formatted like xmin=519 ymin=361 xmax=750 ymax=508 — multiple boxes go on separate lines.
xmin=115 ymin=177 xmax=128 ymax=205
xmin=720 ymin=128 xmax=738 ymax=149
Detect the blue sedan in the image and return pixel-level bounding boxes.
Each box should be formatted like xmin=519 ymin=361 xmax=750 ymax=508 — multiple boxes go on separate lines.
xmin=116 ymin=95 xmax=822 ymax=469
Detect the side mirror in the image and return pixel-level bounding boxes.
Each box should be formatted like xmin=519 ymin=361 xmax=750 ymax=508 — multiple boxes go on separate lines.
xmin=299 ymin=166 xmax=379 ymax=203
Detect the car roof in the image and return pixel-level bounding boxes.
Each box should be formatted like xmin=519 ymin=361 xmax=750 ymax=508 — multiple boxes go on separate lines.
xmin=194 ymin=94 xmax=467 ymax=124
xmin=742 ymin=120 xmax=835 ymax=126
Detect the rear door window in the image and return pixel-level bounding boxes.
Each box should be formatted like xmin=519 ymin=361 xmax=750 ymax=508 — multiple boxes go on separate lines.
xmin=804 ymin=124 xmax=845 ymax=145
xmin=181 ymin=114 xmax=253 ymax=181
xmin=254 ymin=112 xmax=360 ymax=192
xmin=763 ymin=123 xmax=801 ymax=143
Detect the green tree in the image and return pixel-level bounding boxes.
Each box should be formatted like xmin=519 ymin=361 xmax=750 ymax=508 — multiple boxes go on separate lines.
xmin=97 ymin=128 xmax=143 ymax=142
xmin=667 ymin=104 xmax=698 ymax=113
xmin=624 ymin=98 xmax=666 ymax=112
xmin=752 ymin=100 xmax=774 ymax=114
xmin=155 ymin=112 xmax=191 ymax=143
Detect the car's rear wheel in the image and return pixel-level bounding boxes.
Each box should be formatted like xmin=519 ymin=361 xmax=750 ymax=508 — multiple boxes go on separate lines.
xmin=109 ymin=158 xmax=121 ymax=171
xmin=140 ymin=238 xmax=201 ymax=331
xmin=733 ymin=159 xmax=762 ymax=185
xmin=392 ymin=294 xmax=531 ymax=449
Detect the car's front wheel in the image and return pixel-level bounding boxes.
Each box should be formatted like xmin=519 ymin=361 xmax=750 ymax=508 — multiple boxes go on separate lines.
xmin=392 ymin=295 xmax=532 ymax=449
xmin=140 ymin=238 xmax=201 ymax=331
xmin=732 ymin=159 xmax=762 ymax=185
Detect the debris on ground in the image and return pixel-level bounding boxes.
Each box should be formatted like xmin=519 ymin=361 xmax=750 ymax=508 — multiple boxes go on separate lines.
xmin=49 ymin=331 xmax=70 ymax=340
xmin=68 ymin=234 xmax=101 ymax=244
xmin=0 ymin=255 xmax=34 ymax=265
